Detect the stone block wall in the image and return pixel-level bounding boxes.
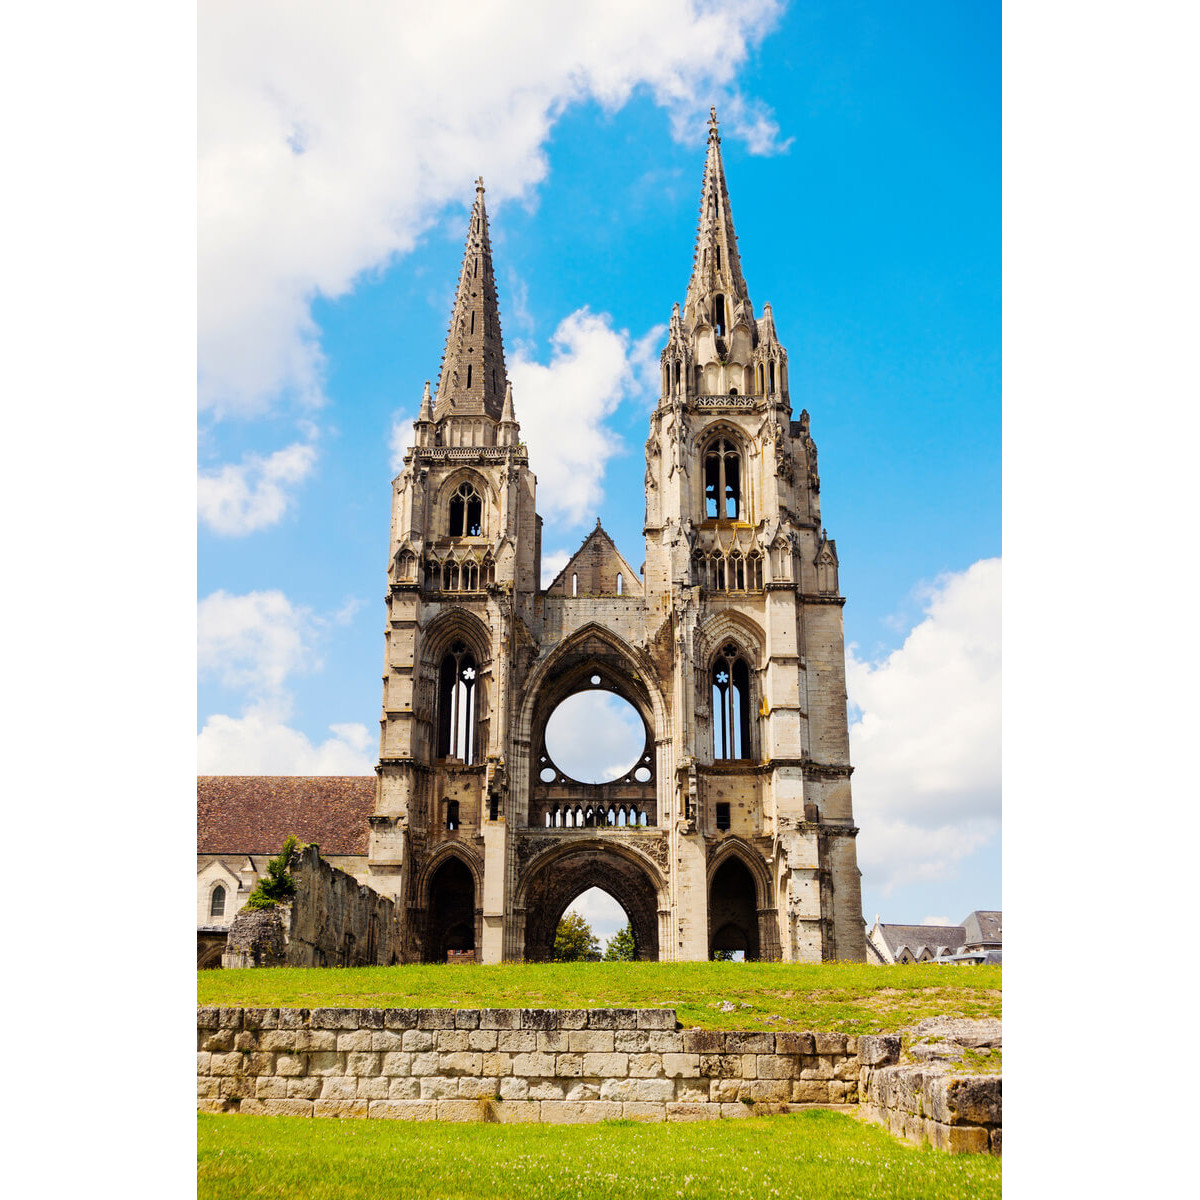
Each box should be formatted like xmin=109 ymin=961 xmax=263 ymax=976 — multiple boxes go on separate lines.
xmin=197 ymin=1008 xmax=1000 ymax=1152
xmin=857 ymin=1035 xmax=1001 ymax=1155
xmin=197 ymin=1007 xmax=860 ymax=1123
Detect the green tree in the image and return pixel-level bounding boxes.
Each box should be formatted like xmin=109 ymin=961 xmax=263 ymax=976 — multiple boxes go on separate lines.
xmin=553 ymin=910 xmax=602 ymax=962
xmin=244 ymin=835 xmax=302 ymax=910
xmin=710 ymin=949 xmax=736 ymax=962
xmin=603 ymin=922 xmax=637 ymax=961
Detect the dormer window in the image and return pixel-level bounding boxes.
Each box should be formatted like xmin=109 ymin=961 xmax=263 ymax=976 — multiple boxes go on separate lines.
xmin=210 ymin=885 xmax=226 ymax=920
xmin=704 ymin=437 xmax=741 ymax=520
xmin=449 ymin=483 xmax=482 ymax=537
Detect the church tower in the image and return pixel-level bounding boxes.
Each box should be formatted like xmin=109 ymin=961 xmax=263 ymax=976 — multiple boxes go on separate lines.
xmin=369 ymin=117 xmax=865 ymax=965
xmin=642 ymin=109 xmax=864 ymax=962
xmin=369 ymin=179 xmax=540 ymax=964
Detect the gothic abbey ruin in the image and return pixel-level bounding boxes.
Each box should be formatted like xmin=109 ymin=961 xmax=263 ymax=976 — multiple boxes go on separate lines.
xmin=367 ymin=112 xmax=866 ymax=964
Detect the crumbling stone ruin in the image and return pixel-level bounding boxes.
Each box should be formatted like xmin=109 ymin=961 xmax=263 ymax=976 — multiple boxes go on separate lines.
xmin=371 ymin=111 xmax=865 ymax=963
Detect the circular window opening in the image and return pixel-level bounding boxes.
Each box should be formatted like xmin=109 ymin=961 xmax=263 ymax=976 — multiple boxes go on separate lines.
xmin=634 ymin=766 xmax=652 ymax=783
xmin=539 ymin=767 xmax=557 ymax=784
xmin=590 ymin=674 xmax=602 ymax=685
xmin=544 ymin=691 xmax=645 ymax=784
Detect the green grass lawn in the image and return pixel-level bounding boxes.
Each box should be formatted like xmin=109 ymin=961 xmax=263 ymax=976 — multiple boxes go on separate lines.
xmin=198 ymin=1109 xmax=1000 ymax=1199
xmin=197 ymin=961 xmax=1000 ymax=1033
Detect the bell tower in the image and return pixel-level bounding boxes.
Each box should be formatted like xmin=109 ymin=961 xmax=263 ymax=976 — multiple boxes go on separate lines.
xmin=369 ymin=180 xmax=540 ymax=965
xmin=644 ymin=109 xmax=865 ymax=962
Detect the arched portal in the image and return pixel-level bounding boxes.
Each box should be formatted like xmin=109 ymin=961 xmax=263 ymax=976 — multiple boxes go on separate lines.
xmin=424 ymin=856 xmax=476 ymax=963
xmin=708 ymin=855 xmax=760 ymax=960
xmin=519 ymin=843 xmax=663 ymax=962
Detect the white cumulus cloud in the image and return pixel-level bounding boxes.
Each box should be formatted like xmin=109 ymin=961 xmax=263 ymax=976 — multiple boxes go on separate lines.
xmin=198 ymin=704 xmax=375 ymax=775
xmin=540 ymin=549 xmax=571 ymax=589
xmin=197 ymin=441 xmax=317 ymax=535
xmin=198 ymin=588 xmax=320 ymax=696
xmin=511 ymin=309 xmax=664 ymax=526
xmin=847 ymin=558 xmax=1001 ymax=895
xmin=198 ymin=587 xmax=373 ymax=774
xmin=198 ymin=0 xmax=785 ymax=419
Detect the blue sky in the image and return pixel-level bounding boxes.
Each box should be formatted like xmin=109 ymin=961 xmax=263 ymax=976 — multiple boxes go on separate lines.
xmin=197 ymin=0 xmax=1001 ymax=939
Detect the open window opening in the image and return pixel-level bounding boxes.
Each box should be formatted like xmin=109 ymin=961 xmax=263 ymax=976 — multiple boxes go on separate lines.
xmin=715 ymin=802 xmax=731 ymax=831
xmin=449 ymin=482 xmax=483 ymax=537
xmin=712 ymin=643 xmax=752 ymax=760
xmin=704 ymin=437 xmax=741 ymax=520
xmin=714 ymin=294 xmax=726 ymax=337
xmin=437 ymin=642 xmax=478 ymax=762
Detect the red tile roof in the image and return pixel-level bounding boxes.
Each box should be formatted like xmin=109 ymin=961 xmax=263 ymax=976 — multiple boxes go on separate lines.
xmin=197 ymin=776 xmax=376 ymax=856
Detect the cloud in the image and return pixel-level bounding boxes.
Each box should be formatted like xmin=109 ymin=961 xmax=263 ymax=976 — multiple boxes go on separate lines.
xmin=389 ymin=409 xmax=416 ymax=475
xmin=847 ymin=558 xmax=1001 ymax=895
xmin=199 ymin=0 xmax=784 ymax=418
xmin=198 ymin=587 xmax=373 ymax=773
xmin=198 ymin=441 xmax=317 ymax=535
xmin=197 ymin=704 xmax=374 ymax=775
xmin=511 ymin=309 xmax=662 ymax=526
xmin=198 ymin=588 xmax=320 ymax=696
xmin=540 ymin=549 xmax=571 ymax=589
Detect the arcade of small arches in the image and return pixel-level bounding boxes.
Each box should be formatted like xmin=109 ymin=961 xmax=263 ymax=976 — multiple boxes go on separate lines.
xmin=542 ymin=803 xmax=650 ymax=829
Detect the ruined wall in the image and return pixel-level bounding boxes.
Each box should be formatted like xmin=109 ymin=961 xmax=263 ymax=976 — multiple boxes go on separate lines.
xmin=197 ymin=1007 xmax=859 ymax=1123
xmin=222 ymin=846 xmax=401 ymax=969
xmin=857 ymin=1035 xmax=1002 ymax=1155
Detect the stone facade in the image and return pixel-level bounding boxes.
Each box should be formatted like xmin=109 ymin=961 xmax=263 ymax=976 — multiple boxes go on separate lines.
xmin=372 ymin=111 xmax=865 ymax=963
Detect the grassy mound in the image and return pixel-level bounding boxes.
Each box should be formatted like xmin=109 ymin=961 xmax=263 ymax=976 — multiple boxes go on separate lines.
xmin=198 ymin=961 xmax=1000 ymax=1033
xmin=199 ymin=1109 xmax=1000 ymax=1199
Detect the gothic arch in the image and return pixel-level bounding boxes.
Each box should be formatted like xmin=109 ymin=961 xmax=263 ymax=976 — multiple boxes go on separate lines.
xmin=706 ymin=838 xmax=773 ymax=906
xmin=515 ymin=838 xmax=668 ymax=962
xmin=514 ymin=622 xmax=668 ymax=749
xmin=416 ymin=844 xmax=483 ymax=963
xmin=694 ymin=610 xmax=765 ymax=668
xmin=415 ymin=840 xmax=484 ymax=906
xmin=434 ymin=468 xmax=498 ymax=539
xmin=707 ymin=840 xmax=776 ymax=961
xmin=696 ymin=424 xmax=752 ymax=523
xmin=420 ymin=608 xmax=492 ymax=668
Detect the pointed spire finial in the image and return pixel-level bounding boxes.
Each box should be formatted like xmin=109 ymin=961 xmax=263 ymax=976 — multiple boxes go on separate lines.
xmin=708 ymin=105 xmax=719 ymax=139
xmin=418 ymin=380 xmax=432 ymax=421
xmin=434 ymin=181 xmax=508 ymax=422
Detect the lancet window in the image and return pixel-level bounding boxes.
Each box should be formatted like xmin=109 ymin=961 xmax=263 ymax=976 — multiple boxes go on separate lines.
xmin=704 ymin=437 xmax=741 ymax=520
xmin=712 ymin=643 xmax=752 ymax=760
xmin=449 ymin=482 xmax=483 ymax=537
xmin=437 ymin=642 xmax=478 ymax=763
xmin=210 ymin=885 xmax=225 ymax=920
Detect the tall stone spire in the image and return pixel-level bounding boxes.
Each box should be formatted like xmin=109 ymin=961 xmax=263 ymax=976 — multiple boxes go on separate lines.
xmin=683 ymin=107 xmax=752 ymax=333
xmin=434 ymin=178 xmax=508 ymax=422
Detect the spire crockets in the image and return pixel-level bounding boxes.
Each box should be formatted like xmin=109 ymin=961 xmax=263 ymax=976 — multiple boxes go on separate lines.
xmin=434 ymin=178 xmax=508 ymax=422
xmin=683 ymin=107 xmax=752 ymax=333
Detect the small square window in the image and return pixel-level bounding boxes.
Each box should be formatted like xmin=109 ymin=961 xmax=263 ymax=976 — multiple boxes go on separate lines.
xmin=716 ymin=802 xmax=731 ymax=831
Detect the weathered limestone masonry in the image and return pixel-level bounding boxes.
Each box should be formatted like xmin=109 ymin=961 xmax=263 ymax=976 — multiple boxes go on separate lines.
xmin=858 ymin=1035 xmax=1002 ymax=1155
xmin=197 ymin=1008 xmax=1000 ymax=1153
xmin=372 ymin=108 xmax=865 ymax=964
xmin=197 ymin=1007 xmax=859 ymax=1124
xmin=222 ymin=845 xmax=400 ymax=968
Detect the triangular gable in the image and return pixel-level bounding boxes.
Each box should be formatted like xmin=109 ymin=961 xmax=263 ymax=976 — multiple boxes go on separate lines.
xmin=545 ymin=522 xmax=644 ymax=597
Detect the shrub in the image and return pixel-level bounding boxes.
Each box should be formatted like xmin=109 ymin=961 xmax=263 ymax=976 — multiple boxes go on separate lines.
xmin=244 ymin=835 xmax=302 ymax=910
